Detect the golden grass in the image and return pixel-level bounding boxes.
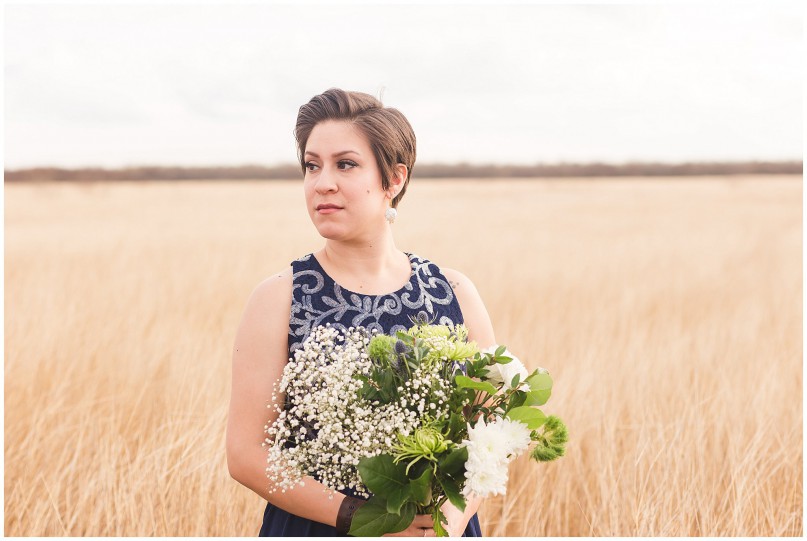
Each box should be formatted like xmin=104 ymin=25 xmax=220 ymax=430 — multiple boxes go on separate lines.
xmin=4 ymin=176 xmax=802 ymax=536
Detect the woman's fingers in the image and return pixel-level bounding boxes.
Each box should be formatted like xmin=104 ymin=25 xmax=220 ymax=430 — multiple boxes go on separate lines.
xmin=411 ymin=514 xmax=434 ymax=528
xmin=382 ymin=527 xmax=435 ymax=537
xmin=380 ymin=515 xmax=435 ymax=536
xmin=408 ymin=527 xmax=435 ymax=537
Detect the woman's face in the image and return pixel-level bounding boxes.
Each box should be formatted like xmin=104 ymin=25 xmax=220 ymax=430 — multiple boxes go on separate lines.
xmin=303 ymin=120 xmax=389 ymax=242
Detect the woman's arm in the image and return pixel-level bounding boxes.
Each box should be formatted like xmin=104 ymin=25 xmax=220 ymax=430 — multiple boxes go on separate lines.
xmin=441 ymin=268 xmax=496 ymax=536
xmin=227 ymin=269 xmax=352 ymax=526
xmin=226 ymin=270 xmax=436 ymax=536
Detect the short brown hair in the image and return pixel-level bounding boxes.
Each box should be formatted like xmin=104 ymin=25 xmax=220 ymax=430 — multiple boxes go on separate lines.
xmin=295 ymin=88 xmax=416 ymax=208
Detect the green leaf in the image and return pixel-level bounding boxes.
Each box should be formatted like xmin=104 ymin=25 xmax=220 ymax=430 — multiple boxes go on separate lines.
xmin=396 ymin=331 xmax=415 ymax=344
xmin=433 ymin=508 xmax=449 ymax=537
xmin=468 ymin=357 xmax=490 ymax=378
xmin=385 ymin=483 xmax=411 ymax=514
xmin=349 ymin=497 xmax=415 ymax=536
xmin=523 ymin=388 xmax=551 ymax=406
xmin=407 ymin=458 xmax=431 ymax=480
xmin=447 ymin=413 xmax=466 ymax=441
xmin=438 ymin=476 xmax=466 ymax=512
xmin=494 ymin=345 xmax=506 ymax=356
xmin=410 ymin=467 xmax=433 ymax=506
xmin=509 ymin=391 xmax=527 ymax=409
xmin=437 ymin=446 xmax=468 ymax=478
xmin=357 ymin=454 xmax=410 ymax=511
xmin=506 ymin=406 xmax=547 ymax=429
xmin=525 ymin=373 xmax=553 ymax=392
xmin=510 ymin=373 xmax=521 ymax=388
xmin=455 ymin=375 xmax=498 ymax=396
xmin=361 ymin=385 xmax=380 ymax=401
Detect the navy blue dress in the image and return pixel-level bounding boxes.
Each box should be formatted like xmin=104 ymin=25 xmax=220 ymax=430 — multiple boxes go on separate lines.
xmin=259 ymin=252 xmax=483 ymax=537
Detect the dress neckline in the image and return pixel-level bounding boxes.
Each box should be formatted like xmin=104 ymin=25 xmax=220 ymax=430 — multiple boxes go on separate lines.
xmin=308 ymin=252 xmax=417 ymax=298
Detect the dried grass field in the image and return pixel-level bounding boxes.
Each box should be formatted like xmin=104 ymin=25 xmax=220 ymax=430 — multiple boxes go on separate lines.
xmin=4 ymin=176 xmax=802 ymax=536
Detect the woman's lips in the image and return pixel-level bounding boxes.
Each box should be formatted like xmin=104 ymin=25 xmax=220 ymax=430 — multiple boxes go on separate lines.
xmin=316 ymin=204 xmax=342 ymax=214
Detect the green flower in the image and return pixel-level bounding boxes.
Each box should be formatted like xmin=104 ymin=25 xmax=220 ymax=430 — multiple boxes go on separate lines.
xmin=447 ymin=340 xmax=479 ymax=361
xmin=407 ymin=324 xmax=451 ymax=340
xmin=415 ymin=428 xmax=449 ymax=454
xmin=450 ymin=324 xmax=470 ymax=341
xmin=392 ymin=427 xmax=451 ymax=474
xmin=368 ymin=334 xmax=396 ymax=361
xmin=530 ymin=415 xmax=568 ymax=462
xmin=407 ymin=323 xmax=479 ymax=365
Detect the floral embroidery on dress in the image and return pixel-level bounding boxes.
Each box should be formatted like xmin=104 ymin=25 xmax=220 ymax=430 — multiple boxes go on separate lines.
xmin=288 ymin=253 xmax=463 ymax=353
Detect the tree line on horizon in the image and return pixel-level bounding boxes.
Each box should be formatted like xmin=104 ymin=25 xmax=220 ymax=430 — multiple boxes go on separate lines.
xmin=4 ymin=160 xmax=802 ymax=182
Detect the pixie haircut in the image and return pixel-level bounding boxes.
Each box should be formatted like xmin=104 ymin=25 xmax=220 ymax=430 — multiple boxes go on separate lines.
xmin=295 ymin=88 xmax=416 ymax=208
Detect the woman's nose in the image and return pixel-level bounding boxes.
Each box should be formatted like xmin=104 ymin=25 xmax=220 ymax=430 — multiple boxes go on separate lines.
xmin=314 ymin=168 xmax=338 ymax=193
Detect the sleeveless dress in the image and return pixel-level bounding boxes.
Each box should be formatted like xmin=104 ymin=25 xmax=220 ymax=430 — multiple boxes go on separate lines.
xmin=259 ymin=252 xmax=483 ymax=537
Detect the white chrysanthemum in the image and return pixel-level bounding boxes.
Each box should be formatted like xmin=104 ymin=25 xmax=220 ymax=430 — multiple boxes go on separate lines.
xmin=463 ymin=417 xmax=531 ymax=461
xmin=496 ymin=417 xmax=532 ymax=458
xmin=482 ymin=347 xmax=531 ymax=391
xmin=463 ymin=417 xmax=508 ymax=461
xmin=460 ymin=417 xmax=532 ymax=498
xmin=462 ymin=455 xmax=509 ymax=497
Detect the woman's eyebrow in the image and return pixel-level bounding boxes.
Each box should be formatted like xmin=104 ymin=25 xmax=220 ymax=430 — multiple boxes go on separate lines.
xmin=304 ymin=150 xmax=361 ymax=158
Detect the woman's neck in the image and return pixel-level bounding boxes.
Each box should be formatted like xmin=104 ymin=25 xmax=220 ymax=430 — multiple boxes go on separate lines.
xmin=317 ymin=231 xmax=411 ymax=293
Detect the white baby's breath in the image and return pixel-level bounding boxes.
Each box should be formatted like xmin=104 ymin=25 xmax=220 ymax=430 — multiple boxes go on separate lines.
xmin=264 ymin=325 xmax=450 ymax=498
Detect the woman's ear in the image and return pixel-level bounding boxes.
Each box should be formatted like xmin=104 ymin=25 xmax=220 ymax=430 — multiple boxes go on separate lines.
xmin=389 ymin=164 xmax=407 ymax=197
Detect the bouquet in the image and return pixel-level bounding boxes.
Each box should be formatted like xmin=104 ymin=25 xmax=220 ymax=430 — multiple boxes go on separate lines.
xmin=264 ymin=321 xmax=567 ymax=536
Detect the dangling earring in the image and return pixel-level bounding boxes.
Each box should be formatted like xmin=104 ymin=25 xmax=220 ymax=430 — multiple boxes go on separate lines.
xmin=385 ymin=190 xmax=398 ymax=223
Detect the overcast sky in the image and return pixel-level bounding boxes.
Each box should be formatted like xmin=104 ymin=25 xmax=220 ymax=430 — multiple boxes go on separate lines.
xmin=3 ymin=2 xmax=803 ymax=168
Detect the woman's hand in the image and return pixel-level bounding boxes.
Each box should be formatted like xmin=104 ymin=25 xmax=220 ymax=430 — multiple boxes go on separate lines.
xmin=382 ymin=514 xmax=436 ymax=537
xmin=440 ymin=502 xmax=469 ymax=537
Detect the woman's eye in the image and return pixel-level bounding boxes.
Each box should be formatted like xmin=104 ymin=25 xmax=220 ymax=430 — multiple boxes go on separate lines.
xmin=337 ymin=160 xmax=358 ymax=170
xmin=304 ymin=161 xmax=319 ymax=172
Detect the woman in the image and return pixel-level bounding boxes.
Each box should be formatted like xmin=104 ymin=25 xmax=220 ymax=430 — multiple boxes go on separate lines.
xmin=226 ymin=88 xmax=496 ymax=536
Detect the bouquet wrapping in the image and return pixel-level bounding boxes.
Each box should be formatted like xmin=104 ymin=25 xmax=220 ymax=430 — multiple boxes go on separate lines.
xmin=264 ymin=321 xmax=567 ymax=536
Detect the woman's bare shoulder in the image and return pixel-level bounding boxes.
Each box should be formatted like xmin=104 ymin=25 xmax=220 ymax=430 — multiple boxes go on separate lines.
xmin=233 ymin=266 xmax=293 ymax=366
xmin=239 ymin=266 xmax=294 ymax=324
xmin=252 ymin=266 xmax=294 ymax=299
xmin=440 ymin=267 xmax=474 ymax=292
xmin=440 ymin=267 xmax=496 ymax=347
xmin=440 ymin=267 xmax=484 ymax=310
